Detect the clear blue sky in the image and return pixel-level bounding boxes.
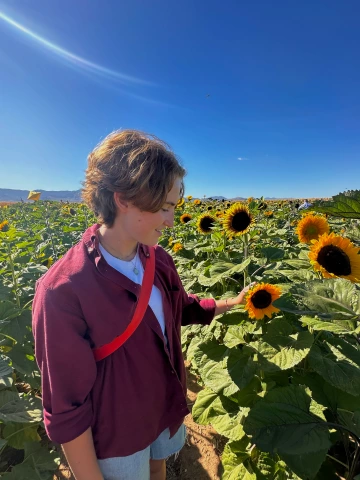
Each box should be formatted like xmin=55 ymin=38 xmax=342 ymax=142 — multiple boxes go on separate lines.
xmin=0 ymin=0 xmax=359 ymax=199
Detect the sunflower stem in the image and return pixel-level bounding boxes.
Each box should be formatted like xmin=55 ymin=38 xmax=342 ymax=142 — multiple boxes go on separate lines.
xmin=243 ymin=233 xmax=249 ymax=286
xmin=6 ymin=241 xmax=21 ymax=308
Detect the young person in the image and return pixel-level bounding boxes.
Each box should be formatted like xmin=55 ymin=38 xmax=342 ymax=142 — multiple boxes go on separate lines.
xmin=32 ymin=130 xmax=252 ymax=480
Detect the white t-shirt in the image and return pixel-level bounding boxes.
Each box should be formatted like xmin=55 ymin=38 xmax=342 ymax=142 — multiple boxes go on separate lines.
xmin=99 ymin=244 xmax=166 ymax=337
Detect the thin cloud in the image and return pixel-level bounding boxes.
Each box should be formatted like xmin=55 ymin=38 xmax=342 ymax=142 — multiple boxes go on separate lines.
xmin=0 ymin=10 xmax=153 ymax=87
xmin=237 ymin=157 xmax=248 ymax=161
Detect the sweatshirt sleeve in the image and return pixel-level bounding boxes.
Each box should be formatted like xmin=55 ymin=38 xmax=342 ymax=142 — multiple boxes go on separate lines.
xmin=32 ymin=278 xmax=97 ymax=445
xmin=162 ymin=249 xmax=216 ymax=326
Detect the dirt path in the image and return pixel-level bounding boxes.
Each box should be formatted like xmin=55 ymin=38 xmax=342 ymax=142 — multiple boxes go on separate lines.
xmin=55 ymin=362 xmax=225 ymax=479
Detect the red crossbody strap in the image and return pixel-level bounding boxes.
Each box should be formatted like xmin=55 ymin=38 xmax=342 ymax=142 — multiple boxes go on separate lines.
xmin=93 ymin=247 xmax=155 ymax=362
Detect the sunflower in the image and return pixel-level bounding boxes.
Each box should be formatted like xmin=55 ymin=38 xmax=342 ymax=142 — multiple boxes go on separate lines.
xmin=247 ymin=197 xmax=254 ymax=203
xmin=187 ymin=195 xmax=193 ymax=200
xmin=223 ymin=203 xmax=254 ymax=236
xmin=193 ymin=199 xmax=201 ymax=205
xmin=176 ymin=198 xmax=185 ymax=208
xmin=245 ymin=283 xmax=282 ymax=320
xmin=296 ymin=214 xmax=330 ymax=243
xmin=258 ymin=202 xmax=267 ymax=210
xmin=197 ymin=213 xmax=217 ymax=234
xmin=309 ymin=233 xmax=360 ymax=282
xmin=265 ymin=211 xmax=274 ymax=217
xmin=207 ymin=205 xmax=213 ymax=211
xmin=0 ymin=220 xmax=9 ymax=232
xmin=180 ymin=213 xmax=192 ymax=224
xmin=172 ymin=243 xmax=183 ymax=253
xmin=168 ymin=236 xmax=174 ymax=245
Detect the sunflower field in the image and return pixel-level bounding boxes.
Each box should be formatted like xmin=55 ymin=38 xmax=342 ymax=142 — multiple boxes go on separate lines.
xmin=1 ymin=191 xmax=360 ymax=479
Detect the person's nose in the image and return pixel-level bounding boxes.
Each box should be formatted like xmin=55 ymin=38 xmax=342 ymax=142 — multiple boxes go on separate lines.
xmin=164 ymin=210 xmax=174 ymax=228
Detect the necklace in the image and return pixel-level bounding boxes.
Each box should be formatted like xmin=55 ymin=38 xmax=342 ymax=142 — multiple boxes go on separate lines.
xmin=130 ymin=248 xmax=140 ymax=275
xmin=99 ymin=234 xmax=140 ymax=274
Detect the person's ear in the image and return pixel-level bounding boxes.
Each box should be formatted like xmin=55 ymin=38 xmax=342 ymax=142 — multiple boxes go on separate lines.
xmin=113 ymin=192 xmax=129 ymax=213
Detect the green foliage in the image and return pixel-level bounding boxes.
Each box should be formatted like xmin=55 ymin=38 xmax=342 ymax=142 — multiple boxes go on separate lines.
xmin=312 ymin=189 xmax=360 ymax=218
xmin=1 ymin=195 xmax=360 ymax=477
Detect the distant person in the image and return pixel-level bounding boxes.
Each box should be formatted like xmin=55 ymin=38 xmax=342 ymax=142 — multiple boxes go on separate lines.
xmin=32 ymin=130 xmax=253 ymax=480
xmin=298 ymin=199 xmax=312 ymax=210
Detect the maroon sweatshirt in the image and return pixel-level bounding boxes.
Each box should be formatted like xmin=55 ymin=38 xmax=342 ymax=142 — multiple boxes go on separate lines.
xmin=32 ymin=224 xmax=216 ymax=459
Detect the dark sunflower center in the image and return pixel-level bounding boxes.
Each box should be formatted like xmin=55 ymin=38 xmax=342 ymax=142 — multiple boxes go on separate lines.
xmin=251 ymin=290 xmax=272 ymax=309
xmin=200 ymin=217 xmax=215 ymax=232
xmin=317 ymin=245 xmax=351 ymax=276
xmin=231 ymin=211 xmax=251 ymax=232
xmin=183 ymin=216 xmax=191 ymax=223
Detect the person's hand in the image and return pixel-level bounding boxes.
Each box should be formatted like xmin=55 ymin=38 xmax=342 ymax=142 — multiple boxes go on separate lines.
xmin=235 ymin=282 xmax=256 ymax=305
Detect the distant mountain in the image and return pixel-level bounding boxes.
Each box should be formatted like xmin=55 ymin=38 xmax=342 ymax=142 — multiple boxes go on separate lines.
xmin=0 ymin=188 xmax=82 ymax=202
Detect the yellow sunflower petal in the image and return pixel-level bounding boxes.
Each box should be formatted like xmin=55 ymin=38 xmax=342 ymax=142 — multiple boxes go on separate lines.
xmin=296 ymin=214 xmax=330 ymax=243
xmin=245 ymin=283 xmax=281 ymax=320
xmin=180 ymin=213 xmax=192 ymax=224
xmin=196 ymin=213 xmax=217 ymax=234
xmin=309 ymin=232 xmax=360 ymax=283
xmin=223 ymin=203 xmax=254 ymax=237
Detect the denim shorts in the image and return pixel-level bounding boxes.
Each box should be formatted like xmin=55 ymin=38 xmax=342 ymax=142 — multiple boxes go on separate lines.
xmin=98 ymin=424 xmax=186 ymax=480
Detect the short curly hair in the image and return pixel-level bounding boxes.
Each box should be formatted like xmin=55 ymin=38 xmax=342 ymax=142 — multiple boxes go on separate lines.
xmin=82 ymin=129 xmax=186 ymax=227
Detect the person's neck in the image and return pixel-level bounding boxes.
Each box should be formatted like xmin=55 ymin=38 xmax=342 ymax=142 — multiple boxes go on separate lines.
xmin=98 ymin=223 xmax=138 ymax=261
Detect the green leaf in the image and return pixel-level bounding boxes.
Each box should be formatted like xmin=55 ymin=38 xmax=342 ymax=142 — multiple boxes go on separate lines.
xmin=337 ymin=410 xmax=360 ymax=438
xmin=227 ymin=349 xmax=258 ymax=390
xmin=249 ymin=331 xmax=313 ymax=371
xmin=312 ymin=189 xmax=360 ymax=218
xmin=192 ymin=388 xmax=245 ymax=441
xmin=0 ymin=390 xmax=42 ymax=423
xmin=261 ymin=247 xmax=284 ymax=261
xmin=308 ymin=344 xmax=360 ymax=396
xmin=6 ymin=343 xmax=39 ymax=376
xmin=0 ymin=309 xmax=32 ymax=344
xmin=243 ymin=385 xmax=331 ymax=479
xmin=3 ymin=422 xmax=41 ymax=449
xmin=0 ymin=354 xmax=13 ymax=378
xmin=292 ymin=372 xmax=360 ymax=413
xmin=22 ymin=441 xmax=60 ymax=471
xmin=274 ymin=279 xmax=360 ymax=320
xmin=0 ymin=284 xmax=12 ymax=301
xmin=300 ymin=315 xmax=356 ymax=334
xmin=222 ymin=440 xmax=254 ymax=480
xmin=193 ymin=340 xmax=239 ymax=395
xmin=223 ymin=325 xmax=248 ymax=348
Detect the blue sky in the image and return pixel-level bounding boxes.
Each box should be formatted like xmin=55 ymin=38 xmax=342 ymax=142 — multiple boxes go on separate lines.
xmin=0 ymin=0 xmax=359 ymax=199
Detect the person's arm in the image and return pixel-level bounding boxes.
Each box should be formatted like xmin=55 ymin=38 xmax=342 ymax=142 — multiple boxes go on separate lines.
xmin=62 ymin=427 xmax=104 ymax=480
xmin=214 ymin=282 xmax=255 ymax=317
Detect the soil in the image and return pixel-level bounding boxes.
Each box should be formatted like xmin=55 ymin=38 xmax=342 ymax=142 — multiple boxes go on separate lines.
xmin=54 ymin=361 xmax=226 ymax=479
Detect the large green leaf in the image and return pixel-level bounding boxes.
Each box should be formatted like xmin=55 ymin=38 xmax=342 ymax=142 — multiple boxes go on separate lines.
xmin=192 ymin=340 xmax=239 ymax=395
xmin=227 ymin=349 xmax=258 ymax=390
xmin=337 ymin=410 xmax=360 ymax=438
xmin=249 ymin=330 xmax=313 ymax=371
xmin=292 ymin=372 xmax=360 ymax=413
xmin=0 ymin=309 xmax=32 ymax=344
xmin=274 ymin=279 xmax=360 ymax=320
xmin=308 ymin=344 xmax=360 ymax=396
xmin=3 ymin=422 xmax=41 ymax=449
xmin=222 ymin=439 xmax=253 ymax=480
xmin=198 ymin=258 xmax=251 ymax=287
xmin=192 ymin=388 xmax=245 ymax=441
xmin=0 ymin=391 xmax=42 ymax=423
xmin=1 ymin=442 xmax=60 ymax=479
xmin=243 ymin=385 xmax=331 ymax=479
xmin=300 ymin=315 xmax=357 ymax=334
xmin=0 ymin=354 xmax=13 ymax=378
xmin=312 ymin=189 xmax=360 ymax=218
